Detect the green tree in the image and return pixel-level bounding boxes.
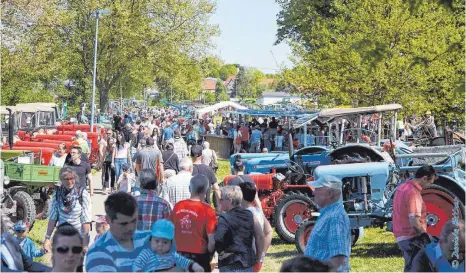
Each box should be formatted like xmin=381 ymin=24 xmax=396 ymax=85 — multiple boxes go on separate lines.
xmin=276 ymin=0 xmax=464 ymax=125
xmin=204 ymin=91 xmax=215 ymax=103
xmin=235 ymin=66 xmax=265 ymax=99
xmin=218 ymin=64 xmax=238 ymax=81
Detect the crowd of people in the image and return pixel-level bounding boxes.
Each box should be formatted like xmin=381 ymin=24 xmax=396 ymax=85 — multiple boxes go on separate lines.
xmin=1 ymin=105 xmax=464 ymax=273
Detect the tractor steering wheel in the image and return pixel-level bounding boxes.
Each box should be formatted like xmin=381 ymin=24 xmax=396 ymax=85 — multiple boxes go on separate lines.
xmin=285 ymin=159 xmax=306 ymax=176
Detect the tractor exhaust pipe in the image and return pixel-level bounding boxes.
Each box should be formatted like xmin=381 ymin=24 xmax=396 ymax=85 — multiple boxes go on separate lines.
xmin=6 ymin=107 xmax=13 ymax=149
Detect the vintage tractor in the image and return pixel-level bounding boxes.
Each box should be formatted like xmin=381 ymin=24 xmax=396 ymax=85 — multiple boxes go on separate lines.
xmin=294 ymin=147 xmax=465 ymax=253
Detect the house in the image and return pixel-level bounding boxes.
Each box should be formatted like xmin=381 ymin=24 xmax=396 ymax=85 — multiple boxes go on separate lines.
xmin=202 ymin=78 xmax=217 ymax=93
xmin=256 ymin=91 xmax=302 ymax=106
xmin=224 ymin=76 xmax=236 ymax=96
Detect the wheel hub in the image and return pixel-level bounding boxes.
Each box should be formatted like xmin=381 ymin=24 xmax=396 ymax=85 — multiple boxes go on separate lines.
xmin=294 ymin=214 xmax=303 ymax=224
xmin=427 ymin=213 xmax=439 ymax=226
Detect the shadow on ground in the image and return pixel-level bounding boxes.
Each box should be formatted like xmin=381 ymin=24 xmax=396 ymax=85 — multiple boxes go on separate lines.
xmin=267 ymin=250 xmax=298 ymax=259
xmin=352 ymin=243 xmax=401 ymax=258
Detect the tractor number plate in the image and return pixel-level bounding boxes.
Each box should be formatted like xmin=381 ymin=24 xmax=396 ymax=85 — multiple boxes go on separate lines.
xmin=33 ymin=193 xmax=41 ymax=199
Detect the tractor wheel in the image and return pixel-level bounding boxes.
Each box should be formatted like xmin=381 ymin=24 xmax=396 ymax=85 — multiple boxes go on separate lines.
xmin=2 ymin=213 xmax=15 ymax=235
xmin=35 ymin=198 xmax=51 ymax=220
xmin=273 ymin=191 xmax=316 ymax=243
xmin=12 ymin=191 xmax=36 ymax=231
xmin=295 ymin=220 xmax=360 ymax=254
xmin=422 ymin=185 xmax=465 ymax=238
xmin=295 ymin=219 xmax=316 ymax=254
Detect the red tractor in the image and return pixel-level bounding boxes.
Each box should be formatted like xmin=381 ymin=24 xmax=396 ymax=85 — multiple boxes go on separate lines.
xmin=224 ymin=171 xmax=317 ymax=243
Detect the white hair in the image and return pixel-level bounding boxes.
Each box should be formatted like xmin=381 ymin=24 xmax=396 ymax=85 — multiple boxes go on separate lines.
xmin=180 ymin=157 xmax=193 ymax=171
xmin=203 ymin=141 xmax=210 ymax=149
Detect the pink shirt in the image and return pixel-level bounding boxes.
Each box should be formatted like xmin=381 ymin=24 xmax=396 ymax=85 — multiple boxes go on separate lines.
xmin=393 ymin=180 xmax=427 ymax=241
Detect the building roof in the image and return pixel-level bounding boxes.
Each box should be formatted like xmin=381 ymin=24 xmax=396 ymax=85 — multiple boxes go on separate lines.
xmin=202 ymin=78 xmax=217 ymax=90
xmin=224 ymin=76 xmax=235 ymax=87
xmin=260 ymin=91 xmax=300 ymax=98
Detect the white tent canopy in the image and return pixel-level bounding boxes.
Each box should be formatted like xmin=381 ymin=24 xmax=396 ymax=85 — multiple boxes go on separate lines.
xmin=194 ymin=101 xmax=248 ymax=118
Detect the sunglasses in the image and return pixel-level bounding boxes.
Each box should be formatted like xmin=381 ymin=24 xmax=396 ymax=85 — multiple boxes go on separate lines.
xmin=56 ymin=246 xmax=83 ymax=254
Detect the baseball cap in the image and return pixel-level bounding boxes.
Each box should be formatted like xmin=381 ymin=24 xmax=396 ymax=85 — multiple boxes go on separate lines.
xmin=191 ymin=145 xmax=203 ymax=157
xmin=14 ymin=220 xmax=28 ymax=231
xmin=308 ymin=175 xmax=342 ymax=190
xmin=93 ymin=214 xmax=108 ymax=224
xmin=122 ymin=163 xmax=131 ymax=171
xmin=151 ymin=219 xmax=174 ymax=240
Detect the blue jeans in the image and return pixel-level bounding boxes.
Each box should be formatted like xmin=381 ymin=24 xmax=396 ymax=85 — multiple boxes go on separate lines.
xmin=114 ymin=158 xmax=128 ymax=183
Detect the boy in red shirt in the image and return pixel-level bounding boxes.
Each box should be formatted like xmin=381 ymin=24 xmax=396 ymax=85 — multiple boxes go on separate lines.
xmin=171 ymin=174 xmax=218 ymax=272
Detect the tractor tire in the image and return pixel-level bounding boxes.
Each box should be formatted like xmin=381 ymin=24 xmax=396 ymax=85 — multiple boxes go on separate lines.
xmin=295 ymin=218 xmax=316 ymax=254
xmin=422 ymin=184 xmax=465 ymax=238
xmin=295 ymin=220 xmax=360 ymax=254
xmin=12 ymin=191 xmax=36 ymax=231
xmin=273 ymin=191 xmax=316 ymax=243
xmin=35 ymin=198 xmax=51 ymax=220
xmin=2 ymin=213 xmax=15 ymax=235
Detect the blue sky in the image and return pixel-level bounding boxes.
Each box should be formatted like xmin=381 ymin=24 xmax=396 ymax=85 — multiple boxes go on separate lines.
xmin=209 ymin=0 xmax=292 ymax=74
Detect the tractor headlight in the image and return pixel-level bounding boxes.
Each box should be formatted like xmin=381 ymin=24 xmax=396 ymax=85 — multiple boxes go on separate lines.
xmin=3 ymin=176 xmax=10 ymax=186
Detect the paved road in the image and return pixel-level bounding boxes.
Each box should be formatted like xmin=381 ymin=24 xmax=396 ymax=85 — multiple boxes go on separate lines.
xmin=89 ymin=171 xmax=106 ymax=245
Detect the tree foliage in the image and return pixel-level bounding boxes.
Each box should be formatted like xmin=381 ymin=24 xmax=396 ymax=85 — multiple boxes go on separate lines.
xmin=218 ymin=64 xmax=238 ymax=81
xmin=276 ymin=0 xmax=464 ymax=125
xmin=2 ymin=0 xmax=218 ymax=111
xmin=235 ymin=67 xmax=266 ymax=99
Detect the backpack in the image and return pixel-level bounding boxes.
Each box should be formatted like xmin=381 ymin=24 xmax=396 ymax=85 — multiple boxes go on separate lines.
xmin=209 ymin=150 xmax=218 ymax=173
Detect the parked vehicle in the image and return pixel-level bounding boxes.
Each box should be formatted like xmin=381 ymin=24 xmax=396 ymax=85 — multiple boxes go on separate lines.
xmin=294 ymin=147 xmax=465 ymax=253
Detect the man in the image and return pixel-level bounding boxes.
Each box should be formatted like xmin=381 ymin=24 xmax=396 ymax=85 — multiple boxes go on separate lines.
xmin=305 ymin=175 xmax=351 ymax=272
xmin=113 ymin=113 xmax=122 ymax=132
xmin=262 ymin=148 xmax=268 ymax=154
xmin=201 ymin=141 xmax=217 ymax=169
xmin=173 ymin=129 xmax=189 ymax=160
xmin=393 ymin=165 xmax=437 ymax=271
xmin=122 ymin=123 xmax=132 ymax=142
xmin=411 ymin=220 xmax=465 ymax=272
xmin=86 ymin=192 xmax=156 ymax=272
xmin=136 ymin=169 xmax=172 ymax=231
xmin=135 ymin=137 xmax=164 ymax=179
xmin=421 ymin=110 xmax=438 ymax=137
xmin=171 ymin=175 xmax=217 ymax=272
xmin=65 ymin=146 xmax=93 ymax=196
xmin=75 ymin=131 xmax=90 ymax=155
xmin=239 ymin=182 xmax=273 ymax=272
xmin=43 ymin=167 xmax=92 ymax=270
xmin=162 ymin=143 xmax=179 ymax=177
xmin=250 ymin=126 xmax=262 ymax=153
xmin=162 ymin=122 xmax=175 ymax=145
xmin=191 ymin=145 xmax=221 ymax=210
xmin=161 ymin=157 xmax=193 ymax=206
xmin=240 ymin=122 xmax=250 ymax=152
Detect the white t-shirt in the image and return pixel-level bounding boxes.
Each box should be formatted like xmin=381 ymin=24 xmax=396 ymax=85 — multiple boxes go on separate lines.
xmin=49 ymin=154 xmax=67 ymax=167
xmin=115 ymin=143 xmax=130 ymax=159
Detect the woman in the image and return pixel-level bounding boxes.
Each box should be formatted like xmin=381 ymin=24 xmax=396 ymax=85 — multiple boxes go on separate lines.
xmin=215 ymin=186 xmax=265 ymax=272
xmin=151 ymin=127 xmax=160 ymax=149
xmin=51 ymin=223 xmax=84 ymax=272
xmin=112 ymin=132 xmax=132 ymax=184
xmin=50 ymin=143 xmax=68 ymax=167
xmin=102 ymin=137 xmax=116 ymax=194
xmin=233 ymin=125 xmax=242 ymax=154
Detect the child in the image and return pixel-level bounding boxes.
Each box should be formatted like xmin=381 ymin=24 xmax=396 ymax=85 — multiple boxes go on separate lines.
xmin=93 ymin=215 xmax=109 ymax=243
xmin=14 ymin=220 xmax=45 ymax=259
xmin=133 ymin=219 xmax=204 ymax=272
xmin=117 ymin=163 xmax=135 ymax=193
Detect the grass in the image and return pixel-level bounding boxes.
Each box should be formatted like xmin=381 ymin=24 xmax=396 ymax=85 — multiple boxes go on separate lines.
xmin=28 ymin=159 xmax=404 ymax=271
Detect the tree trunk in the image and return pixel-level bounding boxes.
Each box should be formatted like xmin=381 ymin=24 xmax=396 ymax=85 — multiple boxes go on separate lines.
xmin=99 ymin=86 xmax=110 ymax=114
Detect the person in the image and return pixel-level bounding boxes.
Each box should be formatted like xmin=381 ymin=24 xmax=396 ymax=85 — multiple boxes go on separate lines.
xmin=133 ymin=219 xmax=204 ymax=272
xmin=135 ymin=137 xmax=164 ymax=180
xmin=381 ymin=141 xmax=395 ymax=163
xmin=411 ymin=220 xmax=465 ymax=272
xmin=173 ymin=129 xmax=189 ymax=160
xmin=263 ymin=128 xmax=271 ymax=153
xmin=161 ymin=157 xmax=193 ymax=206
xmin=136 ymin=169 xmax=172 ymax=231
xmin=49 ymin=143 xmax=68 ymax=167
xmin=112 ymin=131 xmax=132 ymax=186
xmin=75 ymin=131 xmax=90 ymax=155
xmin=275 ymin=131 xmax=284 ymax=151
xmin=101 ymin=137 xmax=116 ymax=195
xmin=280 ymin=256 xmax=330 ymax=272
xmin=192 ymin=145 xmax=221 ymax=209
xmin=93 ymin=215 xmax=109 ymax=243
xmin=162 ymin=143 xmax=179 ymax=177
xmin=117 ymin=163 xmax=135 ymax=193
xmin=239 ymin=182 xmax=272 ymax=272
xmin=201 ymin=141 xmax=218 ymax=171
xmin=240 ymin=122 xmax=250 ymax=152
xmin=85 ymin=192 xmax=152 ymax=272
xmin=162 ymin=123 xmax=175 ymax=145
xmin=171 ymin=174 xmax=218 ymax=272
xmin=250 ymin=126 xmax=262 ymax=153
xmin=234 ymin=125 xmax=243 ymax=154
xmin=262 ymin=148 xmax=268 ymax=154
xmin=305 ymin=175 xmax=351 ymax=272
xmin=393 ymin=165 xmax=437 ymax=272
xmin=113 ymin=113 xmax=122 ymax=131
xmin=215 ymin=186 xmax=265 ymax=272
xmin=14 ymin=220 xmax=45 ymax=260
xmin=65 ymin=146 xmax=93 ymax=196
xmin=421 ymin=110 xmax=438 ymax=137
xmin=43 ymin=167 xmax=91 ymax=270
xmin=50 ymin=223 xmax=85 ymax=272
xmin=1 ymin=213 xmax=50 ymax=272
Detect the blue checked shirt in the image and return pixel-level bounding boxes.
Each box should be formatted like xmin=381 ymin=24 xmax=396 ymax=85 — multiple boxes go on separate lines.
xmin=304 ymin=201 xmax=351 ymax=272
xmin=133 ymin=249 xmax=193 ymax=272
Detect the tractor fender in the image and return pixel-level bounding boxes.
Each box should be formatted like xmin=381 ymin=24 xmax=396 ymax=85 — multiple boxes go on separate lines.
xmin=283 ymin=185 xmax=314 ymax=197
xmin=434 ymin=174 xmax=465 ymax=204
xmin=6 ymin=185 xmax=27 ymax=196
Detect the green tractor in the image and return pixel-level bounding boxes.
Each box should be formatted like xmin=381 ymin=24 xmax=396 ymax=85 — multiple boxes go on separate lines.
xmin=1 ymin=151 xmax=61 ymax=230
